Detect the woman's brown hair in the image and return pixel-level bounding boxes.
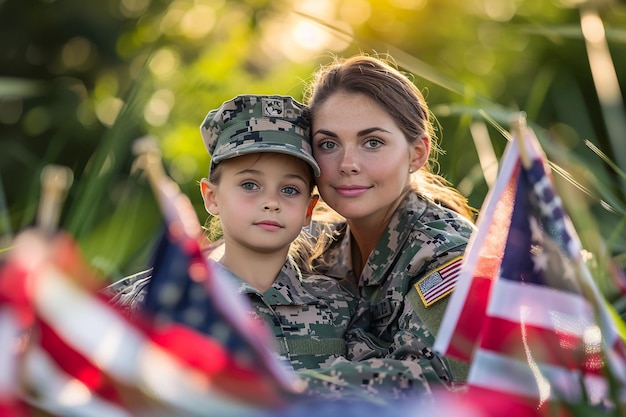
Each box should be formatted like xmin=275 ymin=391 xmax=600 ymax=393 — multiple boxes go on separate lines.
xmin=303 ymin=54 xmax=475 ymax=222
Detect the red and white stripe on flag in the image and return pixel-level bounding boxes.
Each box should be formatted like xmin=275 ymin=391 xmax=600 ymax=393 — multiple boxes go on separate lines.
xmin=434 ymin=141 xmax=519 ymax=362
xmin=434 ymin=123 xmax=626 ymax=414
xmin=0 ymin=229 xmax=278 ymax=417
xmin=0 ymin=307 xmax=29 ymax=417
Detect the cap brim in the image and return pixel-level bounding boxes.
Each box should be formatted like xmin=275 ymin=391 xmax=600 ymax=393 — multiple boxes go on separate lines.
xmin=212 ymin=143 xmax=321 ymax=177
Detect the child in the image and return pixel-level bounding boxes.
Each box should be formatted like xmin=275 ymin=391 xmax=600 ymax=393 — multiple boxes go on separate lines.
xmin=197 ymin=94 xmax=356 ymax=370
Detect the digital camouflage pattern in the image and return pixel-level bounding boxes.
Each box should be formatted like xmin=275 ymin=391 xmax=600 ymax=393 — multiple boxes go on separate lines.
xmin=103 ymin=256 xmax=356 ymax=371
xmin=211 ymin=257 xmax=356 ymax=371
xmin=309 ymin=192 xmax=476 ymax=387
xmin=103 ymin=254 xmax=451 ymax=403
xmin=103 ymin=268 xmax=151 ymax=316
xmin=199 ymin=94 xmax=320 ymax=176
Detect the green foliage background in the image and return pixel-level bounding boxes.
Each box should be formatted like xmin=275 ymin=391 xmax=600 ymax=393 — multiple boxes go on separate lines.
xmin=1 ymin=0 xmax=625 ymax=302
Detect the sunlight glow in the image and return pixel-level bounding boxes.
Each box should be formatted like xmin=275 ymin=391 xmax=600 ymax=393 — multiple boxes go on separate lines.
xmin=581 ymin=9 xmax=623 ymax=106
xmin=180 ymin=5 xmax=215 ymax=39
xmin=263 ymin=0 xmax=352 ymax=62
xmin=339 ymin=0 xmax=371 ymax=25
xmin=149 ymin=48 xmax=181 ymax=80
xmin=119 ymin=0 xmax=151 ymax=18
xmin=483 ymin=0 xmax=516 ymax=22
xmin=145 ymin=89 xmax=175 ymax=127
xmin=61 ymin=37 xmax=94 ymax=70
xmin=389 ymin=0 xmax=427 ymax=10
xmin=293 ymin=21 xmax=333 ymax=52
xmin=95 ymin=97 xmax=124 ymax=127
xmin=160 ymin=3 xmax=186 ymax=36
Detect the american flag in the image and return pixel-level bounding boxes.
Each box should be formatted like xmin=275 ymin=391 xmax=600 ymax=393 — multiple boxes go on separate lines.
xmin=0 ymin=228 xmax=291 ymax=417
xmin=0 ymin=145 xmax=299 ymax=416
xmin=434 ymin=120 xmax=626 ymax=415
xmin=137 ymin=149 xmax=301 ymax=404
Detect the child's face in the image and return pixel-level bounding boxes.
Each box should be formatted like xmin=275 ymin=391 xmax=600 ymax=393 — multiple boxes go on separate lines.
xmin=202 ymin=152 xmax=315 ymax=254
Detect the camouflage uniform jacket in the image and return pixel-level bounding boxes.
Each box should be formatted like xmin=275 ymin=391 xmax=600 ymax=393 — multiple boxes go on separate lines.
xmin=310 ymin=192 xmax=475 ymax=385
xmin=102 ymin=256 xmax=356 ymax=371
xmin=211 ymin=259 xmax=356 ymax=370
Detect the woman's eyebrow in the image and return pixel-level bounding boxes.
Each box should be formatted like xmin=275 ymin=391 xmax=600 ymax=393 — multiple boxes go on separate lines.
xmin=312 ymin=129 xmax=337 ymax=137
xmin=357 ymin=127 xmax=391 ymax=136
xmin=313 ymin=127 xmax=391 ymax=137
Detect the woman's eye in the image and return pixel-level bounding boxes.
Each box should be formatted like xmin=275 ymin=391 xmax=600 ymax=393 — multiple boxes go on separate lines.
xmin=241 ymin=181 xmax=259 ymax=191
xmin=282 ymin=186 xmax=300 ymax=196
xmin=318 ymin=140 xmax=337 ymax=150
xmin=365 ymin=138 xmax=383 ymax=149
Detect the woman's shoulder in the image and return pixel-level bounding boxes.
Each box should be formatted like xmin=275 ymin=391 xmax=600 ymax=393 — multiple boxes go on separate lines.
xmin=407 ymin=193 xmax=475 ymax=236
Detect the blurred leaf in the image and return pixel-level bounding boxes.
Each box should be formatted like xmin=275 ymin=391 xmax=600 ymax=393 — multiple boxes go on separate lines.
xmin=0 ymin=77 xmax=43 ymax=98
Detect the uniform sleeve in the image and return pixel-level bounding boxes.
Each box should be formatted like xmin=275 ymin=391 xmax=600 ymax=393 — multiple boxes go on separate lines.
xmin=292 ymin=298 xmax=456 ymax=402
xmin=295 ymin=355 xmax=444 ymax=403
xmin=344 ymin=253 xmax=471 ymax=390
xmin=380 ymin=212 xmax=474 ymax=384
xmin=388 ymin=290 xmax=470 ymax=384
xmin=100 ymin=269 xmax=152 ymax=317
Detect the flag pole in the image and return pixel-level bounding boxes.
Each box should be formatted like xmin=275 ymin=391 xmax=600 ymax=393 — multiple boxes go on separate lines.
xmin=131 ymin=135 xmax=203 ymax=240
xmin=37 ymin=165 xmax=73 ymax=235
xmin=510 ymin=112 xmax=532 ymax=169
xmin=132 ymin=135 xmax=168 ymax=187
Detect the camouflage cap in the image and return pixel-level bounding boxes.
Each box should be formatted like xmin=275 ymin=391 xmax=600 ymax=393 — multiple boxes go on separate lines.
xmin=200 ymin=94 xmax=320 ymax=177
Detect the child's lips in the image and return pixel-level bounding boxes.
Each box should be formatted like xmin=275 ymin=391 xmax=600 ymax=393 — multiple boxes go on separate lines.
xmin=255 ymin=220 xmax=283 ymax=231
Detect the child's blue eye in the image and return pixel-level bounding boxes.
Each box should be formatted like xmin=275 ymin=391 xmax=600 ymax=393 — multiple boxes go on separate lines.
xmin=241 ymin=181 xmax=259 ymax=191
xmin=282 ymin=186 xmax=300 ymax=196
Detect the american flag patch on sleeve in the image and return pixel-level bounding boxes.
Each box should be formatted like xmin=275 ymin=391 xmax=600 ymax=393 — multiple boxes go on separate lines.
xmin=414 ymin=256 xmax=463 ymax=307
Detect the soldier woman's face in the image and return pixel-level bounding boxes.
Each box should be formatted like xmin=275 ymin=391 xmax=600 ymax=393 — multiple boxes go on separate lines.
xmin=311 ymin=92 xmax=428 ymax=225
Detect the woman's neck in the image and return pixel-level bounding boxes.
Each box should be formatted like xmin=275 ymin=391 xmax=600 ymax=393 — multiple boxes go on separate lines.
xmin=219 ymin=244 xmax=288 ymax=293
xmin=348 ymin=224 xmax=379 ymax=277
xmin=347 ymin=192 xmax=407 ymax=279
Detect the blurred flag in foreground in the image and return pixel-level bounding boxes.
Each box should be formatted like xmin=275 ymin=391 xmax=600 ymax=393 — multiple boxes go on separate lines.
xmin=133 ymin=139 xmax=300 ymax=403
xmin=434 ymin=118 xmax=626 ymax=415
xmin=0 ymin=229 xmax=279 ymax=417
xmin=0 ymin=142 xmax=299 ymax=416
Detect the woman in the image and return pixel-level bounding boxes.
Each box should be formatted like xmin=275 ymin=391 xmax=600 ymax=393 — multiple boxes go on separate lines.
xmin=303 ymin=54 xmax=476 ymax=385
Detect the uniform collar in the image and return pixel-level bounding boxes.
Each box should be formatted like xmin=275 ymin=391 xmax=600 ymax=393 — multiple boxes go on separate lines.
xmin=359 ymin=192 xmax=428 ymax=286
xmin=211 ymin=257 xmax=321 ymax=306
xmin=335 ymin=193 xmax=428 ymax=288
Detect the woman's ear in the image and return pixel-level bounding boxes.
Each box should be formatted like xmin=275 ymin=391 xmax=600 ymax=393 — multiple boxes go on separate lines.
xmin=200 ymin=178 xmax=219 ymax=216
xmin=409 ymin=134 xmax=431 ymax=173
xmin=303 ymin=194 xmax=320 ymax=226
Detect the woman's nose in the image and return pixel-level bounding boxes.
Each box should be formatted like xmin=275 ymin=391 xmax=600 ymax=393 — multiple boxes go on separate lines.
xmin=339 ymin=148 xmax=360 ymax=174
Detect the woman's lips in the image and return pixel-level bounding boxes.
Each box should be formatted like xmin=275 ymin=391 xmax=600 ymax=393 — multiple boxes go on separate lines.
xmin=334 ymin=186 xmax=370 ymax=197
